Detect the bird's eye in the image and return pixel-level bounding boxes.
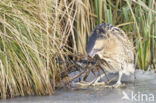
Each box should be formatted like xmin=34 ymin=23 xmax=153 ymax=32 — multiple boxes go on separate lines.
xmin=94 ymin=48 xmax=103 ymax=52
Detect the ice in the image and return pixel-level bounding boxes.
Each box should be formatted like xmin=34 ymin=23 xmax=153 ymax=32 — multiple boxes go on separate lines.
xmin=1 ymin=70 xmax=156 ymax=103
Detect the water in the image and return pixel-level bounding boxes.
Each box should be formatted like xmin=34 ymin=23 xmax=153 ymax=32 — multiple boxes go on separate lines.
xmin=1 ymin=70 xmax=156 ymax=103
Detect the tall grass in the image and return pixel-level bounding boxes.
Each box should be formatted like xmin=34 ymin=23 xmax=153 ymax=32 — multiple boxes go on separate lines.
xmin=0 ymin=0 xmax=156 ymax=99
xmin=0 ymin=0 xmax=75 ymax=99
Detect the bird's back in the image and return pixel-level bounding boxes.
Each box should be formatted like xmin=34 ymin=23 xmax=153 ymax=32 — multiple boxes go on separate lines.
xmin=87 ymin=23 xmax=134 ymax=73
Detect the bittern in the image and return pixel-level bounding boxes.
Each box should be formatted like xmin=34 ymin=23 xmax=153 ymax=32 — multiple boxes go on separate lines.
xmin=79 ymin=23 xmax=135 ymax=88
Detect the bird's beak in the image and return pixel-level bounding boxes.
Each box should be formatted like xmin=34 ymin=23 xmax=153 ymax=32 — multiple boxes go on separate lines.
xmin=88 ymin=49 xmax=98 ymax=57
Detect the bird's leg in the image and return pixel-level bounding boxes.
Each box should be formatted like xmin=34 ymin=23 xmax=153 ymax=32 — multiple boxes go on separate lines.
xmin=112 ymin=71 xmax=124 ymax=88
xmin=72 ymin=73 xmax=106 ymax=87
xmin=91 ymin=73 xmax=105 ymax=86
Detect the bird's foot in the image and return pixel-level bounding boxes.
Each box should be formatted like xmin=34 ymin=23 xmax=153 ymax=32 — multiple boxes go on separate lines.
xmin=72 ymin=81 xmax=92 ymax=87
xmin=91 ymin=81 xmax=105 ymax=86
xmin=116 ymin=83 xmax=126 ymax=88
xmin=72 ymin=81 xmax=125 ymax=88
xmin=105 ymin=82 xmax=126 ymax=88
xmin=72 ymin=80 xmax=106 ymax=87
xmin=113 ymin=81 xmax=121 ymax=88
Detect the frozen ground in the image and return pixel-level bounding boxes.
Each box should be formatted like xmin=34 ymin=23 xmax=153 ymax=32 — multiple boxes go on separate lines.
xmin=1 ymin=70 xmax=156 ymax=103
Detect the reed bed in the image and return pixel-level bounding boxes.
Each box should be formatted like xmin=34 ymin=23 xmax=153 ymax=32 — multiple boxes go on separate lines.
xmin=0 ymin=0 xmax=156 ymax=99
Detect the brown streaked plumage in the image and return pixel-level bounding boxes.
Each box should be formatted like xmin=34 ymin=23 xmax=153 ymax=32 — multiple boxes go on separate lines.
xmin=86 ymin=23 xmax=135 ymax=87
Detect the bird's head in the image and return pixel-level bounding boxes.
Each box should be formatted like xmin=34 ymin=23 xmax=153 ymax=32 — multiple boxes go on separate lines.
xmin=87 ymin=28 xmax=109 ymax=57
